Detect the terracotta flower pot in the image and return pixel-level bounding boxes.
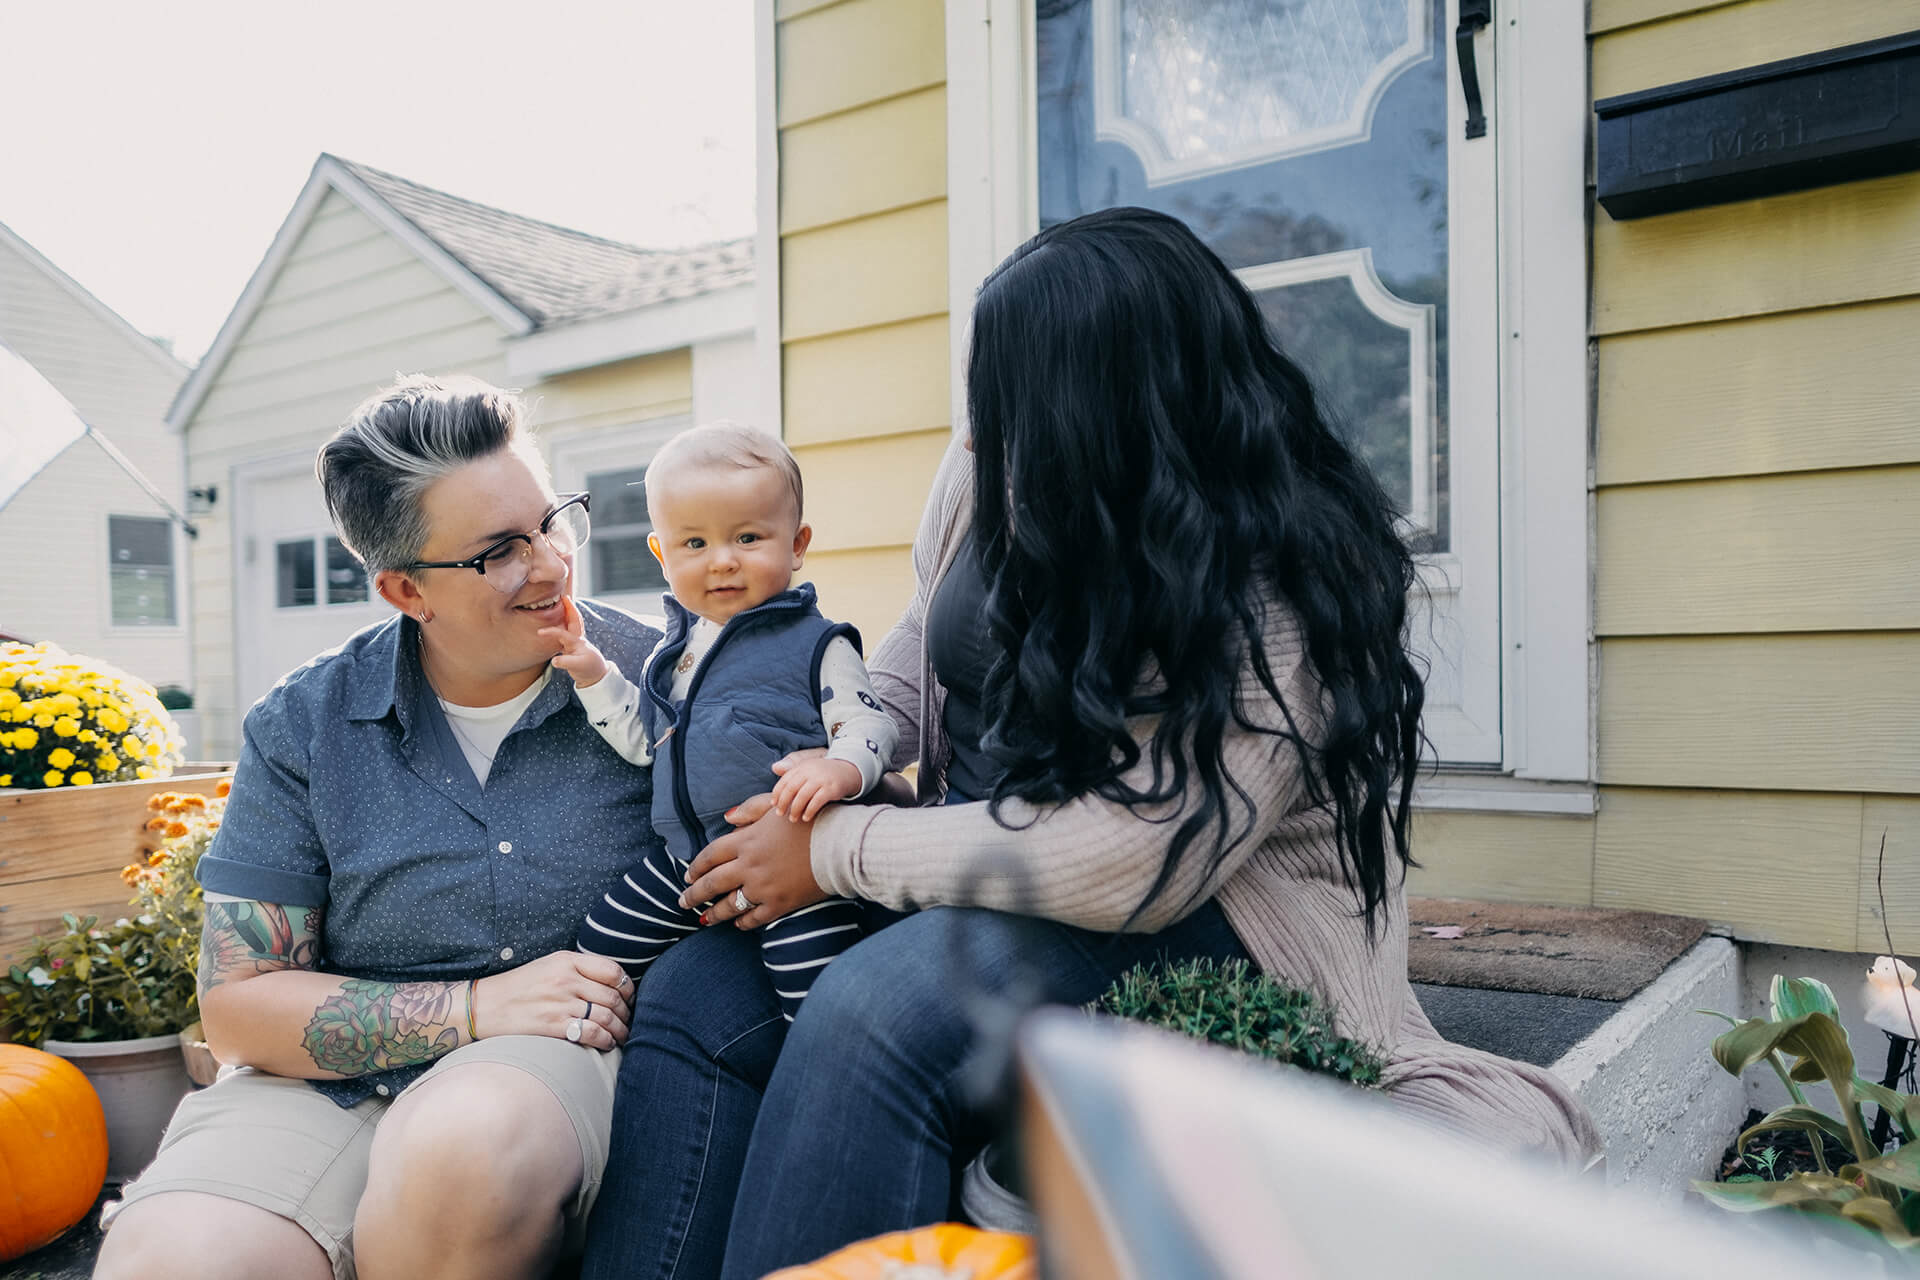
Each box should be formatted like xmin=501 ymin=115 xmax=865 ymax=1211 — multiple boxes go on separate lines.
xmin=40 ymin=1032 xmax=191 ymax=1182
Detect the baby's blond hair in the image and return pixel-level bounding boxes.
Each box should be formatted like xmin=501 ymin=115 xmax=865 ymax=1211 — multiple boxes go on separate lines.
xmin=645 ymin=421 xmax=804 ymax=525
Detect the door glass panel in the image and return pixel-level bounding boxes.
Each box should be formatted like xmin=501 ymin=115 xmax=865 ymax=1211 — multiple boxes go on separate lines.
xmin=325 ymin=537 xmax=369 ymax=605
xmin=1037 ymin=0 xmax=1447 ymax=549
xmin=275 ymin=539 xmax=316 ymax=609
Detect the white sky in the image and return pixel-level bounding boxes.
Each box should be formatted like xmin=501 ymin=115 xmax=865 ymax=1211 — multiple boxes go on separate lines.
xmin=0 ymin=1 xmax=756 ymax=364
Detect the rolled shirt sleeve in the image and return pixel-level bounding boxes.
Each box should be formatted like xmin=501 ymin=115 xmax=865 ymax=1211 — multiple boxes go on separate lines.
xmin=196 ymin=702 xmax=331 ymax=908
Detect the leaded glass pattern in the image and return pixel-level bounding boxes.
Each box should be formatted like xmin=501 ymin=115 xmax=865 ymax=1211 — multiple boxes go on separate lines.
xmin=1114 ymin=0 xmax=1420 ymax=167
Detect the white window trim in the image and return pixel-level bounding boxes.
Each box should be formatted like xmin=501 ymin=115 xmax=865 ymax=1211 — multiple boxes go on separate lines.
xmin=754 ymin=0 xmax=784 ymax=439
xmin=548 ymin=418 xmax=688 ymax=620
xmin=102 ymin=511 xmax=184 ymax=635
xmin=945 ymin=0 xmax=1593 ymax=802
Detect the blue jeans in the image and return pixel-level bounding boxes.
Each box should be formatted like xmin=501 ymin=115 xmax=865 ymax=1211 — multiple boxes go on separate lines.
xmin=578 ymin=900 xmax=1249 ymax=1280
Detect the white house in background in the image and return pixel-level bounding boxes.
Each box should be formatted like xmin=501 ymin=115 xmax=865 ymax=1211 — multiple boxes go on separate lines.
xmin=169 ymin=155 xmax=758 ymax=758
xmin=0 ymin=220 xmax=191 ymax=695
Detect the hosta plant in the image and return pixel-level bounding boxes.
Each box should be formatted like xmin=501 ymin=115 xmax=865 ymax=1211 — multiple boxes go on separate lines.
xmin=1695 ymin=975 xmax=1920 ymax=1251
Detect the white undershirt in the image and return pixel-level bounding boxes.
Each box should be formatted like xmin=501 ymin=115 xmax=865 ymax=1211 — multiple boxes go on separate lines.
xmin=437 ymin=669 xmax=552 ymax=785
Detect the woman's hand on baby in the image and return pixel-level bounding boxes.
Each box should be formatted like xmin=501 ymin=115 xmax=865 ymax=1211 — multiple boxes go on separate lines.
xmin=472 ymin=951 xmax=633 ymax=1051
xmin=537 ymin=596 xmax=609 ymax=688
xmin=681 ymin=795 xmax=828 ymax=930
xmin=769 ymin=757 xmax=863 ymax=822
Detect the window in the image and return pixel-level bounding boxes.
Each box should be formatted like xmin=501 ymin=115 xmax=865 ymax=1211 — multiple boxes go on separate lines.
xmin=109 ymin=515 xmax=175 ymax=626
xmin=586 ymin=465 xmax=667 ymax=596
xmin=277 ymin=536 xmax=368 ymax=609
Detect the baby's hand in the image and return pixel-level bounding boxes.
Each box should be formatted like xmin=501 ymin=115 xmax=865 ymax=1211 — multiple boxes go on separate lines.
xmin=537 ymin=597 xmax=609 ymax=688
xmin=769 ymin=757 xmax=863 ymax=823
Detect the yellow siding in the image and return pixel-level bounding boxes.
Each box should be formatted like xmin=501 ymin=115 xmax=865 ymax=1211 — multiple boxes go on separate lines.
xmin=781 ymin=201 xmax=949 ymax=341
xmin=1591 ymin=0 xmax=1920 ymax=97
xmin=775 ymin=0 xmax=949 ymax=635
xmin=1859 ymin=797 xmax=1920 ymax=956
xmin=1596 ymin=299 xmax=1920 ymax=485
xmin=1592 ymin=171 xmax=1920 ymax=336
xmin=1588 ymin=0 xmax=1741 ymax=35
xmin=1598 ymin=635 xmax=1920 ymax=795
xmin=1595 ymin=468 xmax=1920 ymax=635
xmin=1593 ymin=789 xmax=1862 ymax=951
xmin=777 ymin=0 xmax=946 ymax=127
xmin=784 ymin=316 xmax=950 ymax=445
xmin=1569 ymin=0 xmax=1920 ymax=950
xmin=781 ymin=86 xmax=947 ymax=233
xmin=532 ymin=351 xmax=694 ymax=442
xmin=1405 ymin=812 xmax=1595 ymax=909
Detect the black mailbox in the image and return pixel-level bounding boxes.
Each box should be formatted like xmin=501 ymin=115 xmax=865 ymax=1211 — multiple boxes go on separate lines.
xmin=1596 ymin=31 xmax=1920 ymax=220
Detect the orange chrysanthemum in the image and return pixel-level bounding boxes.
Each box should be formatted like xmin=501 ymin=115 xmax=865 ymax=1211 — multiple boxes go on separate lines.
xmin=215 ymin=779 xmax=232 ymax=798
xmin=165 ymin=821 xmax=190 ymax=838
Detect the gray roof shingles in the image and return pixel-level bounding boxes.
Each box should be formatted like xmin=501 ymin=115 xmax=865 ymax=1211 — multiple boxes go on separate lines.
xmin=332 ymin=156 xmax=753 ymax=329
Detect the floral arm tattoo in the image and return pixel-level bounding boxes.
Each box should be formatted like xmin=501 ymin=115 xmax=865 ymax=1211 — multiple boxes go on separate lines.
xmin=198 ymin=898 xmax=323 ymax=995
xmin=198 ymin=898 xmax=464 ymax=1077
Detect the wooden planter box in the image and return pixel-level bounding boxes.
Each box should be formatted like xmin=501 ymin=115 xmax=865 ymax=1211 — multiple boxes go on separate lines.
xmin=0 ymin=765 xmax=234 ymax=971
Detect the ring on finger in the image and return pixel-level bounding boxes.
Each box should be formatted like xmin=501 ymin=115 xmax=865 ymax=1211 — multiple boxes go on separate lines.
xmin=565 ymin=1018 xmax=584 ymax=1044
xmin=733 ymin=887 xmax=754 ymax=913
xmin=583 ymin=998 xmax=593 ymax=1020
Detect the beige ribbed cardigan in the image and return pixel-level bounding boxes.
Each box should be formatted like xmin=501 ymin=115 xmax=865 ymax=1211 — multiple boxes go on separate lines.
xmin=811 ymin=436 xmax=1603 ymax=1165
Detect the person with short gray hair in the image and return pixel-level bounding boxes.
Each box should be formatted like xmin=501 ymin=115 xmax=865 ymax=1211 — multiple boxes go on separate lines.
xmin=100 ymin=374 xmax=666 ymax=1280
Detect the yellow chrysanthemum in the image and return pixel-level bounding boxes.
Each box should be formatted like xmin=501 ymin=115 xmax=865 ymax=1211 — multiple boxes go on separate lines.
xmin=0 ymin=689 xmax=17 ymax=710
xmin=47 ymin=747 xmax=75 ymax=769
xmin=98 ymin=707 xmax=129 ymax=734
xmin=121 ymin=733 xmax=143 ymax=756
xmin=49 ymin=692 xmax=80 ymax=713
xmin=0 ymin=775 xmax=10 ymax=787
xmin=78 ymin=729 xmax=97 ymax=743
xmin=14 ymin=727 xmax=37 ymax=750
xmin=42 ymin=770 xmax=63 ymax=787
xmin=95 ymin=752 xmax=120 ymax=772
xmin=51 ymin=716 xmax=79 ymax=738
xmin=70 ymin=771 xmax=94 ymax=786
xmin=31 ymin=712 xmax=53 ymax=728
xmin=135 ymin=764 xmax=154 ymax=779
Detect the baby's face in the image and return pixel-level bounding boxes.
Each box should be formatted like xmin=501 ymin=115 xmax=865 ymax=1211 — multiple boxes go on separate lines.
xmin=647 ymin=465 xmax=809 ymax=626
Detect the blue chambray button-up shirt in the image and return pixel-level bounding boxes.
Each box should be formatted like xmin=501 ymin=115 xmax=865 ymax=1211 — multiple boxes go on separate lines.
xmin=197 ymin=601 xmax=664 ymax=1106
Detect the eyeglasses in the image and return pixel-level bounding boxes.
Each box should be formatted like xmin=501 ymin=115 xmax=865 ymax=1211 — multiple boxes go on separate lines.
xmin=403 ymin=493 xmax=591 ymax=595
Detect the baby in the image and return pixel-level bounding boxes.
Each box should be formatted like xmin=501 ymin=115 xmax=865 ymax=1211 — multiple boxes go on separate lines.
xmin=542 ymin=422 xmax=896 ymax=1021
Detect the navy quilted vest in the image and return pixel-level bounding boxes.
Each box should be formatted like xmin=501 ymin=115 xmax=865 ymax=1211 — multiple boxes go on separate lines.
xmin=643 ymin=583 xmax=860 ymax=864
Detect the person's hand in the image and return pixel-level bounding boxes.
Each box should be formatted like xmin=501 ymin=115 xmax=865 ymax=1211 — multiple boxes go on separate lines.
xmin=537 ymin=597 xmax=609 ymax=688
xmin=680 ymin=795 xmax=828 ymax=930
xmin=472 ymin=951 xmax=633 ymax=1050
xmin=770 ymin=756 xmax=863 ymax=822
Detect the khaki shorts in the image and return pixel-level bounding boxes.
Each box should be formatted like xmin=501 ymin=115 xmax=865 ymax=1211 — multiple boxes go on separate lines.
xmin=111 ymin=1036 xmax=620 ymax=1280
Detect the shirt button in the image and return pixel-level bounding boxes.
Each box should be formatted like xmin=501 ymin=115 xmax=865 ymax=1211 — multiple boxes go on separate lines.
xmin=497 ymin=840 xmax=513 ymax=854
xmin=375 ymin=1084 xmax=391 ymax=1097
xmin=500 ymin=946 xmax=514 ymax=961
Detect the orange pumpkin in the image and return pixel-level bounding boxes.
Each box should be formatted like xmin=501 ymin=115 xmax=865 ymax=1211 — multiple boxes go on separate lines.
xmin=0 ymin=1043 xmax=108 ymax=1261
xmin=763 ymin=1224 xmax=1036 ymax=1279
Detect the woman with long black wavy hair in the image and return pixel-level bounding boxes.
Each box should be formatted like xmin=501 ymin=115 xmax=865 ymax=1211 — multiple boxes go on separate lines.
xmin=581 ymin=208 xmax=1601 ymax=1280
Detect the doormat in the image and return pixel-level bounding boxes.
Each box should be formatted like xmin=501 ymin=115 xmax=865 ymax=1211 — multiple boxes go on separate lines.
xmin=1407 ymin=898 xmax=1709 ymax=1002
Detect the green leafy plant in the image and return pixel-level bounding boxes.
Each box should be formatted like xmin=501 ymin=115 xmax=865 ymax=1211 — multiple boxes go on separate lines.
xmin=1694 ymin=975 xmax=1920 ymax=1252
xmin=0 ymin=787 xmax=226 ymax=1044
xmin=1092 ymin=957 xmax=1385 ymax=1087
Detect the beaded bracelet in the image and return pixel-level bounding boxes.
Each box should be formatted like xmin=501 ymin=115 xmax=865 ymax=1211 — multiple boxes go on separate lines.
xmin=465 ymin=977 xmax=480 ymax=1041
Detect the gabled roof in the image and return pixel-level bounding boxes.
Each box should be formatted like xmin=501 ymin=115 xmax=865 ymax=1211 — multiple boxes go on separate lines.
xmin=336 ymin=159 xmax=753 ymax=327
xmin=0 ymin=219 xmax=190 ymax=381
xmin=170 ymin=154 xmax=753 ymax=429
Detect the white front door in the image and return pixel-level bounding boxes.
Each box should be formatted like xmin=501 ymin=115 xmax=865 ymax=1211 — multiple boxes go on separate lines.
xmin=959 ymin=0 xmax=1503 ymax=765
xmin=235 ymin=461 xmax=387 ymax=714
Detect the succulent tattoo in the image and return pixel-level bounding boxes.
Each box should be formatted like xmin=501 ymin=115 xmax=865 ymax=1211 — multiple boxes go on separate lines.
xmin=303 ymin=979 xmax=463 ymax=1076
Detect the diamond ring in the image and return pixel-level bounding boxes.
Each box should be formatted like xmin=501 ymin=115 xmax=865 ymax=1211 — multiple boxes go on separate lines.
xmin=733 ymin=888 xmax=754 ymax=913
